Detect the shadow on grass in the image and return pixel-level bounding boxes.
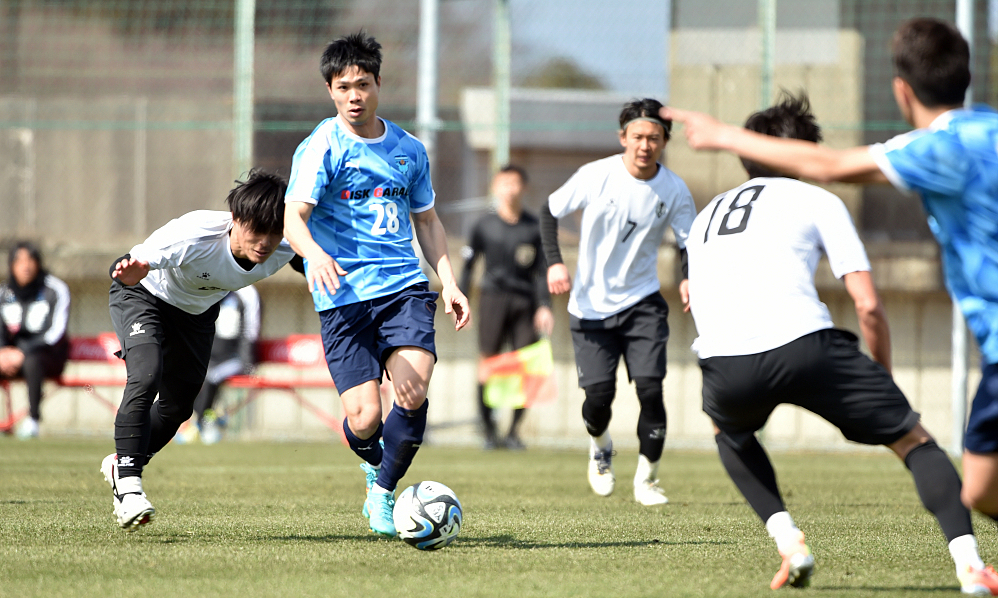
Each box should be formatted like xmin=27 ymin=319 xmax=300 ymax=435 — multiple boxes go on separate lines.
xmin=820 ymin=586 xmax=960 ymax=594
xmin=445 ymin=536 xmax=733 ymax=549
xmin=239 ymin=533 xmax=733 ymax=550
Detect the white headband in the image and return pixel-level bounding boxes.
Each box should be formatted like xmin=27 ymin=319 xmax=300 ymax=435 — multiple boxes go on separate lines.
xmin=621 ymin=115 xmax=669 ymax=133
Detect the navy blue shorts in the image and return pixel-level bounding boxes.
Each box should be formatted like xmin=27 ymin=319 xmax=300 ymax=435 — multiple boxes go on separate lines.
xmin=319 ymin=282 xmax=438 ymax=393
xmin=965 ymin=363 xmax=998 ymax=453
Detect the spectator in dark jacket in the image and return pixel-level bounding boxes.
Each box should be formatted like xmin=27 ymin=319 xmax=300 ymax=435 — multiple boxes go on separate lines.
xmin=0 ymin=241 xmax=70 ymax=439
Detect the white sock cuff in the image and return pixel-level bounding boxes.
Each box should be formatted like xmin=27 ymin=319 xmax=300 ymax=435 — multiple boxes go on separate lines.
xmin=590 ymin=433 xmax=612 ymax=455
xmin=949 ymin=534 xmax=986 ymax=571
xmin=765 ymin=511 xmax=798 ymax=539
xmin=634 ymin=454 xmax=659 ymax=484
xmin=117 ymin=476 xmax=143 ymax=495
xmin=371 ymin=483 xmax=392 ymax=496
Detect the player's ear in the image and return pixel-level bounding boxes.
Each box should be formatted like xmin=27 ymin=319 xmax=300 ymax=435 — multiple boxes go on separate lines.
xmin=618 ymin=128 xmax=627 ymax=148
xmin=376 ymin=75 xmax=382 ymax=88
xmin=326 ymin=82 xmax=335 ymax=99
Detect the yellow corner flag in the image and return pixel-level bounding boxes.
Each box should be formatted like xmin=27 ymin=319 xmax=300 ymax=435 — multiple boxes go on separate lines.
xmin=481 ymin=338 xmax=557 ymax=409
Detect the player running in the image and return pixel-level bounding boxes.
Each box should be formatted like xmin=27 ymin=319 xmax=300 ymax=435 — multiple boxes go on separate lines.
xmin=665 ymin=15 xmax=998 ymax=550
xmin=459 ymin=164 xmax=553 ymax=450
xmin=283 ymin=32 xmax=470 ymax=538
xmin=101 ymin=170 xmax=297 ymax=530
xmin=684 ymin=93 xmax=998 ymax=594
xmin=540 ymin=99 xmax=695 ymax=506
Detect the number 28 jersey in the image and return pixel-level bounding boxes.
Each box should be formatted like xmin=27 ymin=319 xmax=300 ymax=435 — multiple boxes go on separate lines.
xmin=686 ymin=177 xmax=870 ymax=359
xmin=548 ymin=155 xmax=695 ymax=320
xmin=286 ymin=116 xmax=434 ymax=311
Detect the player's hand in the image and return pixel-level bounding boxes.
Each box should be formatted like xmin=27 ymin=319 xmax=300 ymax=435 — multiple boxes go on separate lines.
xmin=547 ymin=263 xmax=572 ymax=295
xmin=111 ymin=257 xmax=151 ymax=286
xmin=659 ymin=106 xmax=731 ymax=151
xmin=304 ymin=251 xmax=347 ymax=296
xmin=534 ymin=305 xmax=555 ymax=336
xmin=679 ymin=279 xmax=691 ymax=313
xmin=441 ymin=283 xmax=471 ymax=331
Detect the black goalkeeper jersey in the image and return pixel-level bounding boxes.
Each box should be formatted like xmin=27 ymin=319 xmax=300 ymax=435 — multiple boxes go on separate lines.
xmin=459 ymin=211 xmax=550 ymax=306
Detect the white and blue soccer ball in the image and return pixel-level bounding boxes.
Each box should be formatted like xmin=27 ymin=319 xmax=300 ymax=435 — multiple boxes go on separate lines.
xmin=392 ymin=481 xmax=462 ymax=550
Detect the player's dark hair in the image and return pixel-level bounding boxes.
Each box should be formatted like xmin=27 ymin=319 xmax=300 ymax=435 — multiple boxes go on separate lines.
xmin=498 ymin=164 xmax=529 ymax=185
xmin=892 ymin=18 xmax=970 ymax=108
xmin=7 ymin=240 xmax=47 ymax=300
xmin=321 ymin=31 xmax=383 ymax=85
xmin=741 ymin=91 xmax=822 ymax=179
xmin=226 ymin=169 xmax=288 ymax=236
xmin=618 ymin=98 xmax=671 ymax=140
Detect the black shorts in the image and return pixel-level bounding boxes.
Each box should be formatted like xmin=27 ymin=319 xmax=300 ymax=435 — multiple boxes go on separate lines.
xmin=109 ymin=282 xmax=219 ymax=385
xmin=700 ymin=328 xmax=920 ymax=448
xmin=477 ymin=291 xmax=538 ymax=356
xmin=569 ymin=293 xmax=669 ymax=388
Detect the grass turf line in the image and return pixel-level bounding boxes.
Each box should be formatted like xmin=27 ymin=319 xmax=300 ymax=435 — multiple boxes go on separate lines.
xmin=0 ymin=438 xmax=989 ymax=597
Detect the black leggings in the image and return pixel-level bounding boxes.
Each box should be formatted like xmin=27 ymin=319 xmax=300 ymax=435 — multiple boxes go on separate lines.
xmin=3 ymin=342 xmax=68 ymax=421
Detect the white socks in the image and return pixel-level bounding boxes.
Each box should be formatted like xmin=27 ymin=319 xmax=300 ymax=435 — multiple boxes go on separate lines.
xmin=370 ymin=484 xmax=392 ymax=496
xmin=949 ymin=534 xmax=986 ymax=572
xmin=590 ymin=433 xmax=612 ymax=456
xmin=634 ymin=454 xmax=659 ymax=485
xmin=117 ymin=476 xmax=143 ymax=495
xmin=766 ymin=511 xmax=802 ymax=553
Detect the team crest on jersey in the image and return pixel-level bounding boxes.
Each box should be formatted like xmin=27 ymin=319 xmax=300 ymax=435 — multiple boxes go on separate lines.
xmin=514 ymin=244 xmax=537 ymax=268
xmin=393 ymin=154 xmax=410 ymax=174
xmin=656 ymin=202 xmax=666 ymax=217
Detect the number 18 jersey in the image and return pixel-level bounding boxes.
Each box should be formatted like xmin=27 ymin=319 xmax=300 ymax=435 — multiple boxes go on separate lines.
xmin=686 ymin=177 xmax=871 ymax=359
xmin=286 ymin=116 xmax=434 ymax=311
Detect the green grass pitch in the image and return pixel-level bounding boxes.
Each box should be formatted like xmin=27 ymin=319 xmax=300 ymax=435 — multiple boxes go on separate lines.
xmin=0 ymin=438 xmax=990 ymax=597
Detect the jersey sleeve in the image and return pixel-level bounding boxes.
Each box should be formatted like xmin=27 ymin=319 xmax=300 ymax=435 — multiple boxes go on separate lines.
xmin=548 ymin=166 xmax=591 ymax=218
xmin=668 ymin=180 xmax=697 ymax=249
xmin=42 ymin=275 xmax=70 ymax=346
xmin=129 ymin=213 xmax=220 ymax=270
xmin=869 ymin=129 xmax=969 ymax=199
xmin=286 ymin=122 xmax=334 ymax=206
xmin=814 ymin=194 xmax=871 ymax=279
xmin=458 ymin=220 xmax=483 ymax=294
xmin=407 ymin=138 xmax=436 ymax=214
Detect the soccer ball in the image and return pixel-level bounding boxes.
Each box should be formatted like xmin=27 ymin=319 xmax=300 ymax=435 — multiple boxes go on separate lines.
xmin=392 ymin=481 xmax=462 ymax=550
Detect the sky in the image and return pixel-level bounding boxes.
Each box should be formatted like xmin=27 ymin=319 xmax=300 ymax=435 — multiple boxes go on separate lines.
xmin=510 ymin=0 xmax=670 ymax=98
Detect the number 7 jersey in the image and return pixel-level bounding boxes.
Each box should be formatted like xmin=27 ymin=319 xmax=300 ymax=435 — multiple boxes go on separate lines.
xmin=286 ymin=116 xmax=434 ymax=310
xmin=686 ymin=177 xmax=871 ymax=359
xmin=548 ymin=155 xmax=696 ymax=320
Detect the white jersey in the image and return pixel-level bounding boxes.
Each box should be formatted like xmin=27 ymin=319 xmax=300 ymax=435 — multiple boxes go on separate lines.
xmin=548 ymin=154 xmax=695 ymax=320
xmin=686 ymin=177 xmax=870 ymax=359
xmin=130 ymin=210 xmax=295 ymax=315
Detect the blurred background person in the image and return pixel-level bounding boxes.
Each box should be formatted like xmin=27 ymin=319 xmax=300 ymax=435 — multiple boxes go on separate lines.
xmin=460 ymin=165 xmax=554 ymax=450
xmin=0 ymin=242 xmax=71 ymax=439
xmin=181 ymin=284 xmax=261 ymax=445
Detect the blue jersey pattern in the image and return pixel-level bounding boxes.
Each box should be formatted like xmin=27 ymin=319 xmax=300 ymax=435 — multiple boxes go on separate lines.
xmin=877 ymin=106 xmax=998 ymax=364
xmin=286 ymin=117 xmax=434 ymax=311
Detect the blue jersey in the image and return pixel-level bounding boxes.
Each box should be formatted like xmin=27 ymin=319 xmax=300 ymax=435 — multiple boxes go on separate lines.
xmin=870 ymin=106 xmax=998 ymax=364
xmin=286 ymin=117 xmax=434 ymax=310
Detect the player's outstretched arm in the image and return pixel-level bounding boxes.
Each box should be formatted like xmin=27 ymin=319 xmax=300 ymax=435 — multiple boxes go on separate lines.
xmin=843 ymin=270 xmax=892 ymax=374
xmin=412 ymin=207 xmax=471 ymax=331
xmin=284 ymin=201 xmax=347 ymax=296
xmin=660 ymin=106 xmax=888 ymax=185
xmin=110 ymin=257 xmax=151 ymax=286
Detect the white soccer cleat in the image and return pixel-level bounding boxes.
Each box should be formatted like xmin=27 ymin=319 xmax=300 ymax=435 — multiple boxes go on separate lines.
xmin=16 ymin=417 xmax=39 ymax=440
xmin=634 ymin=479 xmax=669 ymax=505
xmin=587 ymin=448 xmax=615 ymax=497
xmin=100 ymin=453 xmax=155 ymax=531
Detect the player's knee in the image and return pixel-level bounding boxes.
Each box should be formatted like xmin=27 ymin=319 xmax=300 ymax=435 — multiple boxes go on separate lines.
xmin=634 ymin=377 xmax=665 ymax=417
xmin=961 ymin=484 xmax=998 ymax=515
xmin=345 ymin=407 xmax=383 ymax=438
xmin=124 ymin=344 xmax=163 ymax=397
xmin=582 ymin=380 xmax=616 ymax=436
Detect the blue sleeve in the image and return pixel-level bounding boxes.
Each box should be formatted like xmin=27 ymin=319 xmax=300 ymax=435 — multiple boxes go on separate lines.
xmin=408 ymin=143 xmax=436 ymax=213
xmin=882 ymin=131 xmax=969 ymax=199
xmin=286 ymin=124 xmax=334 ymax=206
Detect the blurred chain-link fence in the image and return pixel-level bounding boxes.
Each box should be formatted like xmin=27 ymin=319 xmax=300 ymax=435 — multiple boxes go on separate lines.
xmin=0 ymin=0 xmax=995 ymax=339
